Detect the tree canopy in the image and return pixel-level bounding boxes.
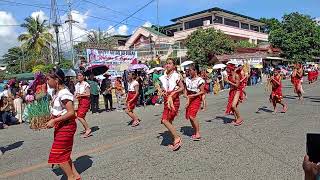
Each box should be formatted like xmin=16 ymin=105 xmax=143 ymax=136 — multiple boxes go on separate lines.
xmin=186 ymin=28 xmax=234 ymax=65
xmin=265 ymin=13 xmax=320 ymax=61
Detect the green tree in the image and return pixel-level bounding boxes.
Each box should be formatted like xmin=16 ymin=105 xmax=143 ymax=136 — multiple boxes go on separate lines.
xmin=186 ymin=28 xmax=234 ymax=65
xmin=2 ymin=47 xmax=26 ymax=74
xmin=60 ymin=59 xmax=73 ymax=69
xmin=267 ymin=13 xmax=320 ymax=61
xmin=18 ymin=16 xmax=53 ymax=62
xmin=235 ymin=40 xmax=257 ymax=48
xmin=260 ymin=18 xmax=281 ymax=33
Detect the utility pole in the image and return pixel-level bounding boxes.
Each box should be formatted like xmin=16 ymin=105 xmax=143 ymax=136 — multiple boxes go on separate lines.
xmin=51 ymin=0 xmax=61 ymax=64
xmin=65 ymin=0 xmax=78 ymax=66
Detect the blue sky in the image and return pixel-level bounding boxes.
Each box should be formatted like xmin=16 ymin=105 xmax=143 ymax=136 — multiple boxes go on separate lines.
xmin=0 ymin=0 xmax=319 ymax=56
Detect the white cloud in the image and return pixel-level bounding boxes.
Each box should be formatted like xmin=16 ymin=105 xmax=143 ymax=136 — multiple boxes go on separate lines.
xmin=58 ymin=10 xmax=90 ymax=50
xmin=316 ymin=17 xmax=320 ymax=25
xmin=106 ymin=25 xmax=116 ymax=35
xmin=142 ymin=21 xmax=152 ymax=27
xmin=0 ymin=11 xmax=19 ymax=57
xmin=118 ymin=25 xmax=128 ymax=35
xmin=31 ymin=10 xmax=48 ymax=22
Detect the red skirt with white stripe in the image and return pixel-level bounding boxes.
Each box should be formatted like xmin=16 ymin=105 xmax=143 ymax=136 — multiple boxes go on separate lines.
xmin=185 ymin=92 xmax=202 ymax=120
xmin=127 ymin=91 xmax=138 ymax=111
xmin=48 ymin=118 xmax=77 ymax=164
xmin=161 ymin=93 xmax=180 ymax=123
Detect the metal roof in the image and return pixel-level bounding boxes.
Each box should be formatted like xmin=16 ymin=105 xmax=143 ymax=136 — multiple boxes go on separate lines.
xmin=171 ymin=7 xmax=262 ymax=23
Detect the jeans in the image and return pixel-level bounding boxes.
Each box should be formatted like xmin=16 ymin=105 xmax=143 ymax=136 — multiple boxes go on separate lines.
xmin=224 ymin=83 xmax=230 ymax=89
xmin=90 ymin=94 xmax=99 ymax=113
xmin=116 ymin=93 xmax=123 ymax=110
xmin=0 ymin=111 xmax=17 ymax=125
xmin=103 ymin=94 xmax=113 ymax=110
xmin=209 ymin=81 xmax=213 ymax=94
xmin=251 ymin=76 xmax=257 ymax=85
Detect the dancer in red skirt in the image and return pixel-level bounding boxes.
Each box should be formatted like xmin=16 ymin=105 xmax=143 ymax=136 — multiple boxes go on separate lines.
xmin=185 ymin=64 xmax=205 ymax=141
xmin=75 ymin=72 xmax=91 ymax=138
xmin=159 ymin=58 xmax=184 ymax=151
xmin=224 ymin=63 xmax=243 ymax=126
xmin=46 ymin=68 xmax=81 ymax=180
xmin=291 ymin=64 xmax=304 ymax=101
xmin=270 ymin=68 xmax=288 ymax=114
xmin=125 ymin=72 xmax=140 ymax=127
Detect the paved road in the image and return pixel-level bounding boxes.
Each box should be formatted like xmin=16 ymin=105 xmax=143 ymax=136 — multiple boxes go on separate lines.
xmin=1 ymin=79 xmax=319 ymax=180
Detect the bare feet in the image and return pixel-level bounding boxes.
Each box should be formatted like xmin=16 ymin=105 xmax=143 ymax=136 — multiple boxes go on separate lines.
xmin=81 ymin=128 xmax=92 ymax=138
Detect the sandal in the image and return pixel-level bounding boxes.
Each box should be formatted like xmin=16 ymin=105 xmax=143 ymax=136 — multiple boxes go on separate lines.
xmin=131 ymin=120 xmax=140 ymax=127
xmin=169 ymin=137 xmax=182 ymax=151
xmin=191 ymin=134 xmax=201 ymax=141
xmin=234 ymin=119 xmax=243 ymax=126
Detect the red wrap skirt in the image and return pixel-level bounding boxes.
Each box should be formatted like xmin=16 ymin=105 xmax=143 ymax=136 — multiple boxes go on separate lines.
xmin=161 ymin=93 xmax=180 ymax=123
xmin=185 ymin=92 xmax=202 ymax=120
xmin=127 ymin=91 xmax=138 ymax=111
xmin=77 ymin=97 xmax=90 ymax=118
xmin=225 ymin=89 xmax=242 ymax=115
xmin=48 ymin=117 xmax=77 ymax=164
xmin=308 ymin=71 xmax=314 ymax=82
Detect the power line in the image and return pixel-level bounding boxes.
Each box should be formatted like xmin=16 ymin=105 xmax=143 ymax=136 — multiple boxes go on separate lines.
xmin=0 ymin=0 xmax=144 ymax=28
xmin=61 ymin=0 xmax=156 ymax=46
xmin=80 ymin=0 xmax=151 ymax=23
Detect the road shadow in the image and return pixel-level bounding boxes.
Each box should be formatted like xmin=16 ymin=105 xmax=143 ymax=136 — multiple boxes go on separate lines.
xmin=90 ymin=126 xmax=100 ymax=133
xmin=180 ymin=126 xmax=194 ymax=137
xmin=157 ymin=131 xmax=172 ymax=146
xmin=0 ymin=141 xmax=24 ymax=154
xmin=212 ymin=116 xmax=234 ymax=124
xmin=256 ymin=106 xmax=273 ymax=114
xmin=283 ymin=95 xmax=297 ymax=100
xmin=304 ymin=96 xmax=320 ymax=101
xmin=52 ymin=155 xmax=93 ymax=180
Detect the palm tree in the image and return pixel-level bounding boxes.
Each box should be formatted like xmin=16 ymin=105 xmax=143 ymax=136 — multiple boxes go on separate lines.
xmin=87 ymin=28 xmax=117 ymax=49
xmin=18 ymin=16 xmax=53 ymax=57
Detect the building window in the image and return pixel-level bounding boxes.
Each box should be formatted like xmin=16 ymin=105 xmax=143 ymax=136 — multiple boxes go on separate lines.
xmin=213 ymin=16 xmax=223 ymax=24
xmin=224 ymin=18 xmax=240 ymax=28
xmin=241 ymin=23 xmax=249 ymax=30
xmin=184 ymin=16 xmax=212 ymax=30
xmin=250 ymin=25 xmax=260 ymax=32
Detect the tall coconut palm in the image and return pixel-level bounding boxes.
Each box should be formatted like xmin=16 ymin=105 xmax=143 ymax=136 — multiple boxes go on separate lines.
xmin=87 ymin=28 xmax=117 ymax=49
xmin=18 ymin=16 xmax=53 ymax=57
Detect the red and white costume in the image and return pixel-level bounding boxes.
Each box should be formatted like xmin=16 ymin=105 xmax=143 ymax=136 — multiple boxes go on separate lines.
xmin=185 ymin=77 xmax=205 ymax=119
xmin=75 ymin=81 xmax=90 ymax=118
xmin=48 ymin=89 xmax=76 ymax=164
xmin=225 ymin=74 xmax=243 ymax=115
xmin=126 ymin=80 xmax=139 ymax=111
xmin=159 ymin=71 xmax=181 ymax=123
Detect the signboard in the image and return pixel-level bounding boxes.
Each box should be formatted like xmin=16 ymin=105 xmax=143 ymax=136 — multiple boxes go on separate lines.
xmin=229 ymin=57 xmax=263 ymax=65
xmin=85 ymin=49 xmax=138 ymax=75
xmin=86 ymin=49 xmax=137 ymax=64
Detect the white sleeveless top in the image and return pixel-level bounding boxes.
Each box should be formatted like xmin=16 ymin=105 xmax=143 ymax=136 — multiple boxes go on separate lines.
xmin=185 ymin=76 xmax=205 ymax=93
xmin=75 ymin=81 xmax=90 ymax=94
xmin=128 ymin=80 xmax=139 ymax=92
xmin=159 ymin=71 xmax=181 ymax=92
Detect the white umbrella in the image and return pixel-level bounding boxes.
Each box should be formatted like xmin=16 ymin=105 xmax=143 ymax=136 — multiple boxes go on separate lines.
xmin=147 ymin=67 xmax=164 ymax=74
xmin=212 ymin=64 xmax=226 ymax=70
xmin=226 ymin=60 xmax=239 ymax=66
xmin=180 ymin=61 xmax=194 ymax=67
xmin=63 ymin=69 xmax=76 ymax=77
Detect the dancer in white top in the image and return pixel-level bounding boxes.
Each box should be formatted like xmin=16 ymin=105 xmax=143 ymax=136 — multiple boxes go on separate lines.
xmin=75 ymin=72 xmax=92 ymax=138
xmin=185 ymin=64 xmax=205 ymax=141
xmin=125 ymin=72 xmax=141 ymax=127
xmin=159 ymin=58 xmax=184 ymax=151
